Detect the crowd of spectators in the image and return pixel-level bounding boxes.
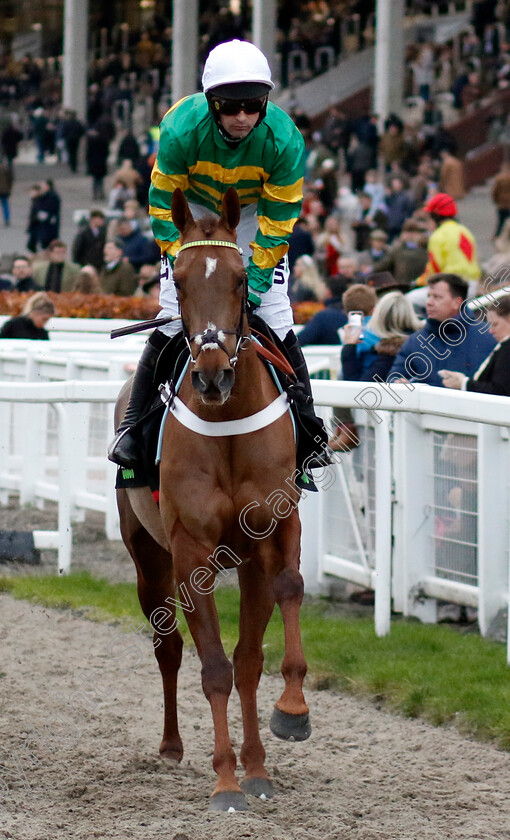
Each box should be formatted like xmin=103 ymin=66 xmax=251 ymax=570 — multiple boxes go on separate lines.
xmin=0 ymin=4 xmax=509 ymax=394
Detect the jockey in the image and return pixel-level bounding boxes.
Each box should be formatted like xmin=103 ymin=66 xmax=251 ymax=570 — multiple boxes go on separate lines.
xmin=416 ymin=192 xmax=481 ymax=286
xmin=108 ymin=39 xmax=330 ymax=486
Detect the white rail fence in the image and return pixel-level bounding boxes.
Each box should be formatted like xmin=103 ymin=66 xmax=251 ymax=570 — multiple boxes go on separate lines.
xmin=0 ymin=338 xmax=509 ymax=660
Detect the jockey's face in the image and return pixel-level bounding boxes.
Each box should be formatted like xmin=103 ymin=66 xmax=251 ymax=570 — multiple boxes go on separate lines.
xmin=219 ymin=109 xmax=259 ymax=139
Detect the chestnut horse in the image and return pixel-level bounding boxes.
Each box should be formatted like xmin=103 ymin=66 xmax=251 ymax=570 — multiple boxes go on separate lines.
xmin=116 ymin=187 xmax=310 ymax=811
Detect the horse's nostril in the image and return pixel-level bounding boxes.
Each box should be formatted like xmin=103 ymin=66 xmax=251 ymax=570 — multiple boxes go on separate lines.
xmin=191 ymin=371 xmax=210 ymax=393
xmin=215 ymin=369 xmax=235 ymax=393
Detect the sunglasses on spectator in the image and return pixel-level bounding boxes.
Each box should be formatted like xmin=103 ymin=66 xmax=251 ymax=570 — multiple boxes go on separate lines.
xmin=211 ymin=96 xmax=267 ymax=116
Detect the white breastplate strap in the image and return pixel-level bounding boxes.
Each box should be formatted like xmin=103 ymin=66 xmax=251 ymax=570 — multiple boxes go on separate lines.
xmin=169 ymin=392 xmax=290 ymax=436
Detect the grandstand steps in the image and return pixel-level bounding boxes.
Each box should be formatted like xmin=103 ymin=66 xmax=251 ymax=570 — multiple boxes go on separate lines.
xmin=273 ymin=8 xmax=472 ymax=122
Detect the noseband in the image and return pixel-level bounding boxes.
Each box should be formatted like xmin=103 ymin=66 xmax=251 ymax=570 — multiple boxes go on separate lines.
xmin=175 ymin=238 xmax=249 ymax=367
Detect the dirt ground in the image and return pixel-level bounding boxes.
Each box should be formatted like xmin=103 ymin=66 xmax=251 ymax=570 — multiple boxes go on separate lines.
xmin=1 ymin=502 xmax=510 ymax=840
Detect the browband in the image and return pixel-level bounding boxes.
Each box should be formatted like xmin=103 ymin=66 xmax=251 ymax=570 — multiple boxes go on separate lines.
xmin=177 ymin=240 xmax=243 ymax=255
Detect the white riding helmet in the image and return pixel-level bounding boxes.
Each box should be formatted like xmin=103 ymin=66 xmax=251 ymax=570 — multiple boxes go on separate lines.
xmin=202 ymin=39 xmax=275 ymax=96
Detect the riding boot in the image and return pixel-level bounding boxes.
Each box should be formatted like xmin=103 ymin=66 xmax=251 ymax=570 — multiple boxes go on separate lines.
xmin=282 ymin=331 xmax=332 ymax=488
xmin=108 ymin=339 xmax=161 ymax=468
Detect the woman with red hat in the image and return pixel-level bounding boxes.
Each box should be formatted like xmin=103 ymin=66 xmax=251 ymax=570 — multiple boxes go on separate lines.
xmin=416 ymin=192 xmax=481 ymax=287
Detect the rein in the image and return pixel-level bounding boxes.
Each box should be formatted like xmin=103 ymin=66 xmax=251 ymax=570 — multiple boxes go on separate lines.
xmin=175 ymin=237 xmax=248 ymax=367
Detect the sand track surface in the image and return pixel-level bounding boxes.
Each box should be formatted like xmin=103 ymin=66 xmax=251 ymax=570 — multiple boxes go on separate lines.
xmin=1 ymin=591 xmax=510 ymax=840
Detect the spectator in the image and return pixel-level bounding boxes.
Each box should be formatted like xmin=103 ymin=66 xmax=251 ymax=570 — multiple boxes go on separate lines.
xmin=0 ymin=157 xmax=13 ymax=226
xmin=117 ymin=131 xmax=141 ymax=165
xmin=315 ymin=215 xmax=344 ymax=276
xmin=141 ymin=275 xmax=161 ymax=301
xmin=363 ymin=170 xmax=386 ymax=215
xmin=336 ymin=254 xmax=363 ymax=285
xmin=287 ymin=216 xmax=316 ymax=272
xmin=34 ymin=239 xmax=80 ymax=292
xmin=9 ymin=255 xmax=41 ymax=292
xmin=134 ymin=262 xmax=161 ymax=297
xmin=373 ymin=219 xmax=428 ymax=288
xmin=107 ymin=198 xmax=145 ymax=239
xmin=416 ymin=193 xmax=481 ymax=286
xmin=491 ymin=162 xmax=510 ymax=237
xmin=341 ymin=290 xmax=422 ymax=381
xmin=107 ymin=178 xmax=136 ymax=211
xmin=347 ymin=135 xmax=374 ymax=192
xmin=72 ymin=265 xmax=103 ymax=294
xmin=411 ymin=44 xmax=435 ymax=101
xmin=100 ymin=238 xmax=137 ymax=296
xmin=72 ymin=210 xmax=107 ymax=270
xmin=315 ymin=158 xmax=338 ymax=214
xmin=297 ymin=273 xmax=348 ymax=346
xmin=0 ymin=292 xmax=55 ymax=340
xmin=461 ymin=71 xmax=486 ymax=110
xmin=32 ymin=240 xmax=81 ymax=292
xmin=85 ymin=128 xmax=110 ymax=200
xmin=439 ymin=294 xmax=510 ymax=396
xmin=112 ymin=159 xmax=143 ymax=194
xmin=114 ymin=216 xmax=160 ymax=271
xmin=438 ymin=148 xmax=465 ymax=200
xmin=26 ymin=183 xmax=42 ymax=253
xmin=357 ymin=229 xmax=390 ymax=273
xmin=385 ymin=176 xmax=415 ymax=241
xmin=1 ymin=117 xmax=23 ymax=169
xmin=351 ymin=192 xmax=388 ymax=251
xmin=290 ymin=254 xmax=328 ymax=303
xmin=29 ymin=179 xmax=61 ymax=251
xmin=30 ymin=107 xmax=48 ymax=164
xmin=60 ymin=110 xmax=85 ymax=173
xmin=339 ymin=283 xmax=379 ymax=374
xmin=379 ymin=121 xmax=407 ymax=172
xmin=388 ymin=273 xmax=495 ymax=387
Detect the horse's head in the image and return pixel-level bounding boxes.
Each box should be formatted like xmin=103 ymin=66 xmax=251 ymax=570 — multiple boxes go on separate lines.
xmin=171 ymin=188 xmax=248 ymax=405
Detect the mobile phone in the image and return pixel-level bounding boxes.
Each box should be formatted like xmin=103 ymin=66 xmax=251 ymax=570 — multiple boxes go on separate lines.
xmin=348 ymin=311 xmax=364 ymax=328
xmin=347 ymin=310 xmax=364 ymax=339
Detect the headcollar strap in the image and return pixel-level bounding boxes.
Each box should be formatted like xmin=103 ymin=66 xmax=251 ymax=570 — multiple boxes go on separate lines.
xmin=177 ymin=240 xmax=243 ymax=256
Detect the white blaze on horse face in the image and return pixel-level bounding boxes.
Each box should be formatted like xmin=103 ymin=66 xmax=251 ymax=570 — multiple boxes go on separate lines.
xmin=205 ymin=257 xmax=217 ymax=280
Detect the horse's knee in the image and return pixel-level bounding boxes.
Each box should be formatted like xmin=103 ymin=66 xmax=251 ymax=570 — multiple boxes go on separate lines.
xmin=233 ymin=645 xmax=263 ymax=689
xmin=154 ymin=627 xmax=183 ymax=664
xmin=273 ymin=567 xmax=304 ymax=604
xmin=202 ymin=655 xmax=233 ymax=699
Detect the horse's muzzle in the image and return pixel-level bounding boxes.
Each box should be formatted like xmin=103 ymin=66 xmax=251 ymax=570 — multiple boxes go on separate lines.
xmin=191 ymin=368 xmax=235 ymax=403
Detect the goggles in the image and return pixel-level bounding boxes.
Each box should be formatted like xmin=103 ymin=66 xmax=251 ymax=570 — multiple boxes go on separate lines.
xmin=211 ymin=95 xmax=268 ymax=116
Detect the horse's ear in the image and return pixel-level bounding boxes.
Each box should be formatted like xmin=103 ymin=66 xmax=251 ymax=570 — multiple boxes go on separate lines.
xmin=171 ymin=188 xmax=194 ymax=235
xmin=219 ymin=187 xmax=241 ymax=233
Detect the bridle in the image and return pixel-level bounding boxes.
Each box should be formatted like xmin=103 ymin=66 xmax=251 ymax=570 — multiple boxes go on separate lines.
xmin=175 ymin=238 xmax=250 ymax=367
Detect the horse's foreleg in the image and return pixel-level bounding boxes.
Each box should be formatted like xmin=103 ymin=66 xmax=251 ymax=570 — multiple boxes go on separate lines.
xmin=118 ymin=489 xmax=184 ymax=761
xmin=171 ymin=520 xmax=247 ymax=811
xmin=270 ymin=515 xmax=311 ymax=742
xmin=234 ymin=561 xmax=275 ymax=799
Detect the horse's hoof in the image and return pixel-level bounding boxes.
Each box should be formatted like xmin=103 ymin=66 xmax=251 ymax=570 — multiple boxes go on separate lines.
xmin=241 ymin=777 xmax=274 ymax=799
xmin=159 ymin=742 xmax=183 ymax=763
xmin=269 ymin=707 xmax=311 ymax=741
xmin=209 ymin=791 xmax=249 ymax=812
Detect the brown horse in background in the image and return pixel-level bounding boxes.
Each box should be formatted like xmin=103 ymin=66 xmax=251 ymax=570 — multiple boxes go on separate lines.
xmin=116 ymin=188 xmax=310 ymax=812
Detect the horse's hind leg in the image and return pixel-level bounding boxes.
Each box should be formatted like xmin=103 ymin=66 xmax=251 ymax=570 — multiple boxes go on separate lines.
xmin=234 ymin=561 xmax=275 ymax=799
xmin=117 ymin=489 xmax=184 ymax=762
xmin=269 ymin=515 xmax=311 ymax=742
